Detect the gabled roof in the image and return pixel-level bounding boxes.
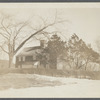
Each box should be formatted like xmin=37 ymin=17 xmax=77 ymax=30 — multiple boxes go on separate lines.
xmin=17 ymin=46 xmax=43 ymax=56
xmin=24 ymin=46 xmax=41 ymax=52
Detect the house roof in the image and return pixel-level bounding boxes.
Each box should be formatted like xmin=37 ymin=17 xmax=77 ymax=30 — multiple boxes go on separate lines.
xmin=17 ymin=46 xmax=43 ymax=56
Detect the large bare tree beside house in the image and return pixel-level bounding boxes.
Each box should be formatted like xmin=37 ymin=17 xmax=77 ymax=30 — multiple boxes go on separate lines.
xmin=0 ymin=15 xmax=29 ymax=67
xmin=0 ymin=12 xmax=67 ymax=68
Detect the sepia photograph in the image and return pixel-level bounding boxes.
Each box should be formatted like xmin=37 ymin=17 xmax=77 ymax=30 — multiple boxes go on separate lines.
xmin=0 ymin=3 xmax=100 ymax=98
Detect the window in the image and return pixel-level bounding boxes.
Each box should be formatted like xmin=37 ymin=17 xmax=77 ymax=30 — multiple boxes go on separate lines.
xmin=23 ymin=56 xmax=25 ymax=61
xmin=25 ymin=56 xmax=33 ymax=61
xmin=19 ymin=57 xmax=21 ymax=61
xmin=33 ymin=55 xmax=36 ymax=60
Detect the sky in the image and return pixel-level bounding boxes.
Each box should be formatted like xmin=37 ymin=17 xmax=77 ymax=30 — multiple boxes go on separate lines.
xmin=0 ymin=3 xmax=100 ymax=60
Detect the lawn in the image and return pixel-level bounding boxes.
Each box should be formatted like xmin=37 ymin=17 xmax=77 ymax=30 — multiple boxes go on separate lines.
xmin=0 ymin=73 xmax=100 ymax=98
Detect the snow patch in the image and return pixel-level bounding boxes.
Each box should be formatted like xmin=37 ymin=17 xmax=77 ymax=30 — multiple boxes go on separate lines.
xmin=0 ymin=73 xmax=100 ymax=98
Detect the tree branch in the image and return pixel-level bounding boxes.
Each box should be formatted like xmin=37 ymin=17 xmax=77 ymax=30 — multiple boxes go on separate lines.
xmin=1 ymin=18 xmax=11 ymax=36
xmin=14 ymin=26 xmax=47 ymax=54
xmin=0 ymin=32 xmax=9 ymax=40
xmin=14 ymin=22 xmax=29 ymax=40
xmin=0 ymin=46 xmax=9 ymax=54
xmin=14 ymin=19 xmax=67 ymax=54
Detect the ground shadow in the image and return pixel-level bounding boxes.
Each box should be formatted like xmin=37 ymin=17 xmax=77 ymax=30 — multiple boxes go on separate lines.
xmin=0 ymin=74 xmax=64 ymax=91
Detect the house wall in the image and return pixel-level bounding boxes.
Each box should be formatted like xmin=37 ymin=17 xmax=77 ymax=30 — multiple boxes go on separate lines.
xmin=57 ymin=60 xmax=70 ymax=70
xmin=20 ymin=61 xmax=41 ymax=68
xmin=16 ymin=55 xmax=50 ymax=68
xmin=16 ymin=56 xmax=34 ymax=68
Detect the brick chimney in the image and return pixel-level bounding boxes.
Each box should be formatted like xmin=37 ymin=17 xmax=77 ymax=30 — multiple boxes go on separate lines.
xmin=40 ymin=40 xmax=45 ymax=48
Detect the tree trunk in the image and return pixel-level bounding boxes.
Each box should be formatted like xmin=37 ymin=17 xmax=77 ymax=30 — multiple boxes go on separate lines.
xmin=8 ymin=53 xmax=14 ymax=68
xmin=75 ymin=57 xmax=79 ymax=70
xmin=84 ymin=59 xmax=89 ymax=71
xmin=85 ymin=63 xmax=87 ymax=71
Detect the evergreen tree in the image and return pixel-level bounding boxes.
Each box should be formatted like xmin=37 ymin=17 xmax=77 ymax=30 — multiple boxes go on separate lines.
xmin=45 ymin=34 xmax=67 ymax=69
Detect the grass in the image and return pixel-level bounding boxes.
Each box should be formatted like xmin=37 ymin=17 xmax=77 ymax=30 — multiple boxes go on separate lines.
xmin=0 ymin=68 xmax=100 ymax=80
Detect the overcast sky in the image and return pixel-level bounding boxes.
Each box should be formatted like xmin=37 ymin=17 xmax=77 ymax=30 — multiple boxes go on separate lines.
xmin=0 ymin=3 xmax=100 ymax=60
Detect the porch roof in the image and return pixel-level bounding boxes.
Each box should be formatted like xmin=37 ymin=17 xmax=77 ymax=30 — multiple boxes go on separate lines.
xmin=17 ymin=46 xmax=43 ymax=56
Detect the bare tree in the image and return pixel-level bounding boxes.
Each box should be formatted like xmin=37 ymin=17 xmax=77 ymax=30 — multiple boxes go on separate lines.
xmin=67 ymin=34 xmax=99 ymax=70
xmin=0 ymin=12 xmax=67 ymax=68
xmin=0 ymin=15 xmax=30 ymax=67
